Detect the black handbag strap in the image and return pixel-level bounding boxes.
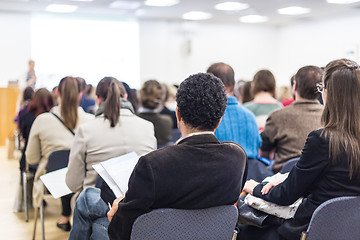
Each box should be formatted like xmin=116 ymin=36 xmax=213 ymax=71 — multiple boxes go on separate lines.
xmin=51 ymin=112 xmax=75 ymax=136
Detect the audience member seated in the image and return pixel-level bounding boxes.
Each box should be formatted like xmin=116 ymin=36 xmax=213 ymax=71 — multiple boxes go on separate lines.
xmin=207 ymin=62 xmax=261 ymax=161
xmin=26 ymin=77 xmax=93 ymax=231
xmin=241 ymin=81 xmax=254 ymax=104
xmin=121 ymin=81 xmax=139 ymax=113
xmin=19 ymin=88 xmax=54 ymax=174
xmin=244 ymin=70 xmax=282 ymax=130
xmin=160 ymin=83 xmax=178 ymax=129
xmin=14 ymin=87 xmax=34 ymax=130
xmin=234 ymin=80 xmax=246 ymax=104
xmin=260 ymin=66 xmax=323 ymax=173
xmin=69 ymin=72 xmax=247 ymax=240
xmin=240 ymin=59 xmax=360 ymax=240
xmin=280 ymin=76 xmax=295 ymax=107
xmin=66 ymin=77 xmax=156 ymax=195
xmin=137 ymin=80 xmax=172 ymax=147
xmin=78 ymin=77 xmax=96 ymax=114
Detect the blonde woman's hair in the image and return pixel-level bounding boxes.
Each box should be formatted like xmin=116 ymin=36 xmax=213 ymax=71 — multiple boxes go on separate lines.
xmin=58 ymin=76 xmax=81 ymax=130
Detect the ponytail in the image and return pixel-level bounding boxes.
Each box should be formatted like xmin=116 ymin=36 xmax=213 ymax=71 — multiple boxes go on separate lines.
xmin=104 ymin=80 xmax=121 ymax=127
xmin=58 ymin=76 xmax=80 ymax=130
xmin=96 ymin=77 xmax=122 ymax=128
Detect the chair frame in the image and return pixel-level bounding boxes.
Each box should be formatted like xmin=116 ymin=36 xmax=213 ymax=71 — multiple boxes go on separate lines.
xmin=32 ymin=150 xmax=70 ymax=240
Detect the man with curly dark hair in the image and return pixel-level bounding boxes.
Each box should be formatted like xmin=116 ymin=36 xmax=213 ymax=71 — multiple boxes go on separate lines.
xmin=70 ymin=73 xmax=247 ymax=240
xmin=176 ymin=72 xmax=228 ymax=131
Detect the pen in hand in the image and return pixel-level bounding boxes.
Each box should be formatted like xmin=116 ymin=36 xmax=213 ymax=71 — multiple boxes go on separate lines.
xmin=108 ymin=202 xmax=112 ymax=210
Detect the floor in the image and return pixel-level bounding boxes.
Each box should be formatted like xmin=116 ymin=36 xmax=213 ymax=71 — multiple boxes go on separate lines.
xmin=0 ymin=146 xmax=70 ymax=240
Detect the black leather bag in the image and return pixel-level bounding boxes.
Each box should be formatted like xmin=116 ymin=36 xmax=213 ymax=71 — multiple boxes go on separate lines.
xmin=237 ymin=195 xmax=284 ymax=228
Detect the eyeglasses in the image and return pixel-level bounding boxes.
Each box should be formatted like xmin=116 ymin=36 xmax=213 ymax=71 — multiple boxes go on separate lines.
xmin=316 ymin=83 xmax=324 ymax=94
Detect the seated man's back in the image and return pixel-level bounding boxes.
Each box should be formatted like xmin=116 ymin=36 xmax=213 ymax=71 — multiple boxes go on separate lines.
xmin=107 ymin=72 xmax=247 ymax=240
xmin=108 ymin=134 xmax=246 ymax=239
xmin=260 ymin=65 xmax=324 ymax=173
xmin=262 ymin=101 xmax=323 ymax=172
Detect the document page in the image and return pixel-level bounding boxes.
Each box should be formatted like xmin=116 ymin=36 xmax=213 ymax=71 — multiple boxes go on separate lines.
xmin=40 ymin=167 xmax=72 ymax=199
xmin=93 ymin=152 xmax=139 ymax=198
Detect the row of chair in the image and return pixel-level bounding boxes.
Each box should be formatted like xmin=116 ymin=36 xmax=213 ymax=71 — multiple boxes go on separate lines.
xmin=29 ymin=150 xmax=360 ymax=240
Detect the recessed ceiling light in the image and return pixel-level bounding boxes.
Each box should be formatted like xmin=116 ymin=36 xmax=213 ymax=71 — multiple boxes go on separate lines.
xmin=239 ymin=14 xmax=268 ymax=23
xmin=70 ymin=0 xmax=94 ymax=2
xmin=145 ymin=0 xmax=179 ymax=7
xmin=182 ymin=11 xmax=212 ymax=21
xmin=109 ymin=1 xmax=141 ymax=9
xmin=214 ymin=2 xmax=249 ymax=11
xmin=327 ymin=0 xmax=360 ymax=3
xmin=277 ymin=6 xmax=311 ymax=15
xmin=45 ymin=4 xmax=78 ymax=13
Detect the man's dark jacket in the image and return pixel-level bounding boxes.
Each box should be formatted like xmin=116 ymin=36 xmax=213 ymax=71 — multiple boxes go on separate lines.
xmin=107 ymin=133 xmax=247 ymax=240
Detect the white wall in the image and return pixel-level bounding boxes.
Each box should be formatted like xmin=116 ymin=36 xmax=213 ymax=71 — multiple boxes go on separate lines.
xmin=1 ymin=12 xmax=360 ymax=89
xmin=276 ymin=14 xmax=360 ymax=86
xmin=139 ymin=21 xmax=278 ymax=85
xmin=0 ymin=13 xmax=31 ymax=88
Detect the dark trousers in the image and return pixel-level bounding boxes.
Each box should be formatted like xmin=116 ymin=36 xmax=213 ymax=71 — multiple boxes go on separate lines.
xmin=61 ymin=193 xmax=74 ymax=217
xmin=237 ymin=224 xmax=285 ymax=240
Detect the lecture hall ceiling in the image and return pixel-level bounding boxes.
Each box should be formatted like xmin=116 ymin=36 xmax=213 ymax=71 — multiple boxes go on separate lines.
xmin=0 ymin=0 xmax=359 ymax=25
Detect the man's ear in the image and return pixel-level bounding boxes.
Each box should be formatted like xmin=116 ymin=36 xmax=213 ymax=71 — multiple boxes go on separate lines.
xmin=293 ymin=80 xmax=297 ymax=93
xmin=214 ymin=117 xmax=223 ymax=131
xmin=175 ymin=106 xmax=181 ymax=122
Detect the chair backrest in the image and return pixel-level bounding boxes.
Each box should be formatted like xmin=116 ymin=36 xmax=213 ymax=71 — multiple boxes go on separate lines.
xmin=46 ymin=150 xmax=70 ymax=173
xmin=130 ymin=205 xmax=238 ymax=240
xmin=302 ymin=196 xmax=360 ymax=240
xmin=280 ymin=157 xmax=300 ymax=174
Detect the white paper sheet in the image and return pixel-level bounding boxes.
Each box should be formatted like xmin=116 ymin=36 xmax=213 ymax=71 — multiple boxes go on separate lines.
xmin=40 ymin=167 xmax=72 ymax=199
xmin=92 ymin=164 xmax=123 ymax=197
xmin=93 ymin=152 xmax=139 ymax=198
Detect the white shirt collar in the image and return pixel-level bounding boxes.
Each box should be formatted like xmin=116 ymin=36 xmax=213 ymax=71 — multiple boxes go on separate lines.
xmin=175 ymin=131 xmax=214 ymax=145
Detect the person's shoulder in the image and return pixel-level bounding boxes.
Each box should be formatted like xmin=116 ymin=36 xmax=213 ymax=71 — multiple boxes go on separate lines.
xmin=238 ymin=104 xmax=257 ymax=118
xmin=307 ymin=128 xmax=327 ymax=144
xmin=267 ymin=105 xmax=291 ymax=118
xmin=78 ymin=107 xmax=94 ymax=121
xmin=157 ymin=113 xmax=173 ymax=127
xmin=243 ymin=101 xmax=254 ymax=108
xmin=137 ymin=145 xmax=173 ymax=166
xmin=34 ymin=112 xmax=52 ymax=122
xmin=220 ymin=141 xmax=247 ymax=157
xmin=131 ymin=115 xmax=156 ymax=129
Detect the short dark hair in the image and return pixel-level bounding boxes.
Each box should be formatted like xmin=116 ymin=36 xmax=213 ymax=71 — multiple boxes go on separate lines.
xmin=252 ymin=69 xmax=276 ymax=97
xmin=206 ymin=62 xmax=235 ymax=91
xmin=295 ymin=66 xmax=323 ymax=100
xmin=176 ymin=73 xmax=227 ymax=131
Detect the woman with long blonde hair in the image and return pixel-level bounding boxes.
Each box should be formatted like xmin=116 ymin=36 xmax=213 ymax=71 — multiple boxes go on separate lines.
xmin=26 ymin=76 xmax=93 ymax=231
